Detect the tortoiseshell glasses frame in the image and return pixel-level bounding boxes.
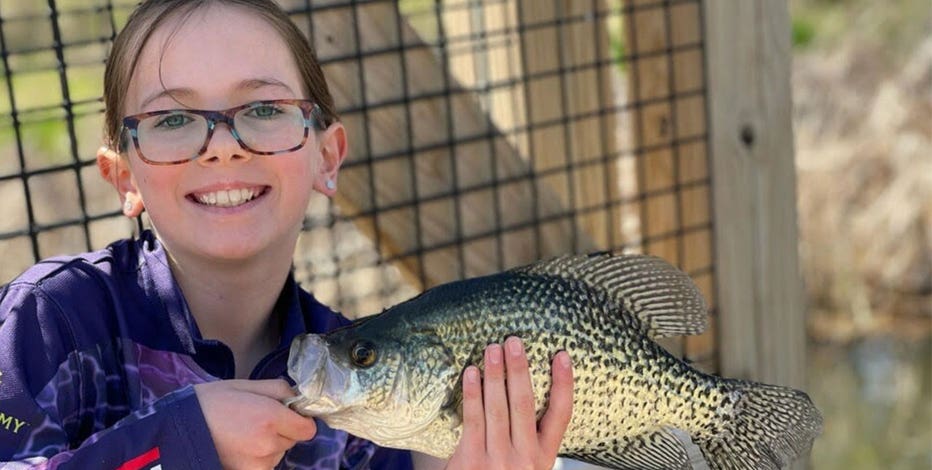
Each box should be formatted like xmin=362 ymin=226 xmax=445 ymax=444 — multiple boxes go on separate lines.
xmin=120 ymin=99 xmax=326 ymax=166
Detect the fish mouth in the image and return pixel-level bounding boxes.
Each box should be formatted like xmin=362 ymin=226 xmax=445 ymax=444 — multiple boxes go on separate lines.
xmin=285 ymin=333 xmax=448 ymax=443
xmin=286 ymin=334 xmax=359 ymax=415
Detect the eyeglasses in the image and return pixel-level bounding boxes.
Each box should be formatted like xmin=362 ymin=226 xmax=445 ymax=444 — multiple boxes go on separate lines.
xmin=120 ymin=99 xmax=325 ymax=165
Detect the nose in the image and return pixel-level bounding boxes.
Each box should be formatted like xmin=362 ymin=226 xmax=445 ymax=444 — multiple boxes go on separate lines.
xmin=197 ymin=121 xmax=252 ymax=166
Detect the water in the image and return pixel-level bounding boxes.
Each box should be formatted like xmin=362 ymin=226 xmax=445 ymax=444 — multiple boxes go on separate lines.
xmin=808 ymin=336 xmax=932 ymax=469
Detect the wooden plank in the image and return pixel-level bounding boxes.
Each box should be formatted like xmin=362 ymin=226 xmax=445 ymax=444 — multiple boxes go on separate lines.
xmin=318 ymin=2 xmax=597 ymax=289
xmin=625 ymin=0 xmax=709 ymax=266
xmin=624 ymin=0 xmax=713 ymax=358
xmin=518 ymin=0 xmax=620 ymax=252
xmin=703 ymin=5 xmax=808 ymax=463
xmin=441 ymin=0 xmax=620 ymax=254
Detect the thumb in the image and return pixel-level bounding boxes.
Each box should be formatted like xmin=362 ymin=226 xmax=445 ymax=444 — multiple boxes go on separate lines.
xmin=229 ymin=379 xmax=298 ymax=401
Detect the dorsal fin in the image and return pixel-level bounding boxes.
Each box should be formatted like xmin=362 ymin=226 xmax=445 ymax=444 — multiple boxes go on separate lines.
xmin=510 ymin=253 xmax=708 ymax=338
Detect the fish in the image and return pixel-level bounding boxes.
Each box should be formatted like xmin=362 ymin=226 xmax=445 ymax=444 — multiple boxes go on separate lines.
xmin=285 ymin=253 xmax=823 ymax=469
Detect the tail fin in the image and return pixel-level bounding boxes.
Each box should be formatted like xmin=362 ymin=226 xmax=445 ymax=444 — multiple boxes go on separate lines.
xmin=699 ymin=381 xmax=823 ymax=470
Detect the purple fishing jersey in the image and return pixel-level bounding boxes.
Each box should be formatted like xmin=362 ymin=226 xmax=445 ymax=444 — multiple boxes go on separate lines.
xmin=0 ymin=231 xmax=413 ymax=469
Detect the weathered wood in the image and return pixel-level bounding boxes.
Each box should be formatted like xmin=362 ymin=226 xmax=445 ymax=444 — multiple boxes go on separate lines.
xmin=441 ymin=0 xmax=620 ymax=254
xmin=624 ymin=0 xmax=713 ymax=360
xmin=318 ymin=2 xmax=611 ymax=289
xmin=703 ymin=4 xmax=808 ymax=468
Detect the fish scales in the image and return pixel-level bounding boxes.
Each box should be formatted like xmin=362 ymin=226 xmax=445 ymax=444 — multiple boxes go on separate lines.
xmin=405 ymin=271 xmax=734 ymax=451
xmin=435 ymin=273 xmax=721 ymax=444
xmin=287 ymin=253 xmax=822 ymax=469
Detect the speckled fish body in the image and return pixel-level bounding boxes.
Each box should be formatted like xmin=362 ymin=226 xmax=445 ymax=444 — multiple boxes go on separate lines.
xmin=286 ymin=254 xmax=822 ymax=469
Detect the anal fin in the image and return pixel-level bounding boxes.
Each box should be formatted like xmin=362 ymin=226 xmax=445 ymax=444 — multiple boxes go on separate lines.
xmin=561 ymin=427 xmax=709 ymax=470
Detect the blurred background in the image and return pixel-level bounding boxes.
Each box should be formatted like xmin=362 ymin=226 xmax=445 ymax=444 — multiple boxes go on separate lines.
xmin=790 ymin=0 xmax=930 ymax=468
xmin=0 ymin=0 xmax=928 ymax=468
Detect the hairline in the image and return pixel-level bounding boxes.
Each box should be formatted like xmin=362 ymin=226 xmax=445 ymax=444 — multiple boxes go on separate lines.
xmin=105 ymin=0 xmax=336 ymax=151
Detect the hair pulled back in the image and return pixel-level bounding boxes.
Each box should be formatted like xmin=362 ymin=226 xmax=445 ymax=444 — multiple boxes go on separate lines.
xmin=103 ymin=0 xmax=337 ymax=151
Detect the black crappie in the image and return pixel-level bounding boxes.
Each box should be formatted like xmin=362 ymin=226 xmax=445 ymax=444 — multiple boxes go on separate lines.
xmin=286 ymin=253 xmax=822 ymax=469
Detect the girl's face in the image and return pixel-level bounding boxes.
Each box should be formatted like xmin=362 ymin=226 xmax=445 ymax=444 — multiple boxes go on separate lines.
xmin=109 ymin=4 xmax=344 ymax=264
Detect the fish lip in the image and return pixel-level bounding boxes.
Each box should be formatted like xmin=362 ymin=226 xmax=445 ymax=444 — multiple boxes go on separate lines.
xmin=287 ymin=334 xmax=362 ymax=416
xmin=288 ymin=334 xmax=329 ymax=407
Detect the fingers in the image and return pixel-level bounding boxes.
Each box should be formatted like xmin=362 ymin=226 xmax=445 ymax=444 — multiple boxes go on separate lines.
xmin=504 ymin=337 xmax=538 ymax=453
xmin=454 ymin=366 xmax=485 ymax=459
xmin=482 ymin=343 xmax=510 ymax=457
xmin=224 ymin=379 xmax=315 ymax=440
xmin=449 ymin=342 xmax=574 ymax=470
xmin=229 ymin=378 xmax=297 ymax=401
xmin=538 ymin=351 xmax=574 ymax=456
xmin=247 ymin=380 xmax=316 ymax=442
xmin=275 ymin=410 xmax=318 ymax=442
xmin=197 ymin=379 xmax=317 ymax=455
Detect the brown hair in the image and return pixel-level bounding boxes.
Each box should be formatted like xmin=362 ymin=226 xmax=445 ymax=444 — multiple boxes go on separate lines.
xmin=103 ymin=0 xmax=337 ymax=151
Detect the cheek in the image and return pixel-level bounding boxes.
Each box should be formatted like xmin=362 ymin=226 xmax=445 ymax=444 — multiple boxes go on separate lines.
xmin=128 ymin=168 xmax=190 ymax=225
xmin=132 ymin=167 xmax=179 ymax=200
xmin=279 ymin=152 xmax=322 ymax=190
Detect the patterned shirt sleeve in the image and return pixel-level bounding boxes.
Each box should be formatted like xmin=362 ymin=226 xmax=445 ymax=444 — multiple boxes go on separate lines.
xmin=0 ymin=282 xmax=221 ymax=470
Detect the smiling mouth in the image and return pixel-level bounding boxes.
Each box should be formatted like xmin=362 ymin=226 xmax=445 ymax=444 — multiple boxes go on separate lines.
xmin=190 ymin=187 xmax=268 ymax=208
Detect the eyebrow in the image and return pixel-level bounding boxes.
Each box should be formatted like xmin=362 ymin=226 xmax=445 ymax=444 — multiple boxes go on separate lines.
xmin=139 ymin=78 xmax=297 ymax=110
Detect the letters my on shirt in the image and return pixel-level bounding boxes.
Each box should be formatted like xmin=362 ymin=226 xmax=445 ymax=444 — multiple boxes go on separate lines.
xmin=1 ymin=371 xmax=29 ymax=434
xmin=0 ymin=411 xmax=28 ymax=434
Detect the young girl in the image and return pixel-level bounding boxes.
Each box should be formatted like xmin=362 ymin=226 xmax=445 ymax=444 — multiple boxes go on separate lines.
xmin=0 ymin=1 xmax=574 ymax=469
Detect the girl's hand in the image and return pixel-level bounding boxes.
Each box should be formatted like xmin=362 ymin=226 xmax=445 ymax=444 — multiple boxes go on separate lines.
xmin=446 ymin=336 xmax=574 ymax=470
xmin=194 ymin=379 xmax=317 ymax=470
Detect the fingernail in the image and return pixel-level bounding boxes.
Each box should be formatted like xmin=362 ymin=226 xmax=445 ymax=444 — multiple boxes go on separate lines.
xmin=505 ymin=336 xmax=523 ymax=356
xmin=487 ymin=344 xmax=503 ymax=364
xmin=558 ymin=351 xmax=571 ymax=368
xmin=465 ymin=367 xmax=479 ymax=384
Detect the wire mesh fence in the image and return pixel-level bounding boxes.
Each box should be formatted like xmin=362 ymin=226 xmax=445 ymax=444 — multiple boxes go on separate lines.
xmin=0 ymin=0 xmax=716 ymax=371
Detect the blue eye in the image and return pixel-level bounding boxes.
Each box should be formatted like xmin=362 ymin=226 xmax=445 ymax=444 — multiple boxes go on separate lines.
xmin=247 ymin=104 xmax=283 ymax=119
xmin=154 ymin=113 xmax=193 ymax=129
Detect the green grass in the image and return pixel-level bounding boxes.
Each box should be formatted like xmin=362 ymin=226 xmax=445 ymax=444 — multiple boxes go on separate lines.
xmin=0 ymin=65 xmax=103 ymax=165
xmin=790 ymin=0 xmax=932 ymax=61
xmin=792 ymin=16 xmax=818 ymax=48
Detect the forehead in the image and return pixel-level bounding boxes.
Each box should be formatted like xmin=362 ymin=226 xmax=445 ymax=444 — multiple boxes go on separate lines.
xmin=126 ymin=4 xmax=304 ymax=112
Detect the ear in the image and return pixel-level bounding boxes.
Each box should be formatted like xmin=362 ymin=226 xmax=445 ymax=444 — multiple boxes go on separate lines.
xmin=313 ymin=122 xmax=348 ymax=196
xmin=97 ymin=146 xmax=144 ymax=217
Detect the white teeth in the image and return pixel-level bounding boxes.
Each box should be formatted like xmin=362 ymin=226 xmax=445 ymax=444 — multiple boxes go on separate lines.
xmin=196 ymin=188 xmax=259 ymax=207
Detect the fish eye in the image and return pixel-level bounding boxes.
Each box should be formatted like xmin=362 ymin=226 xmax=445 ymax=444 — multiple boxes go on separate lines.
xmin=350 ymin=340 xmax=377 ymax=368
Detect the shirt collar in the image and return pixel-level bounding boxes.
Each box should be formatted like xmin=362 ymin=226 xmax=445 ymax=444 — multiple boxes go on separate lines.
xmin=135 ymin=230 xmax=311 ymax=347
xmin=131 ymin=230 xmax=345 ymax=378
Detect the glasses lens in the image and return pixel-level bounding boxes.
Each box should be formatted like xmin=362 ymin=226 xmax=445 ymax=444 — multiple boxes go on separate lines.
xmin=235 ymin=102 xmax=307 ymax=153
xmin=136 ymin=111 xmax=209 ymax=163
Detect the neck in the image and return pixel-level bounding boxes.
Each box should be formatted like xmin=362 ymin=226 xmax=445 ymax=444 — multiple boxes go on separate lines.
xmin=168 ymin=248 xmax=294 ymax=379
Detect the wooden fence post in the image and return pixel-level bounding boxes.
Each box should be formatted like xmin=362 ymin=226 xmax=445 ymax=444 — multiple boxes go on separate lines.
xmin=703 ymin=6 xmax=808 ymax=466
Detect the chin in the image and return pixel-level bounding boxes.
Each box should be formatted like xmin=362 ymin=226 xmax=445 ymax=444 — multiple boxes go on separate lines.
xmin=199 ymin=238 xmax=273 ymax=262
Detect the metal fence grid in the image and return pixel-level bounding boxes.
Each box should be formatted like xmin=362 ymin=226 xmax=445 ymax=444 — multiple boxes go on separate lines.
xmin=0 ymin=0 xmax=717 ymax=371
